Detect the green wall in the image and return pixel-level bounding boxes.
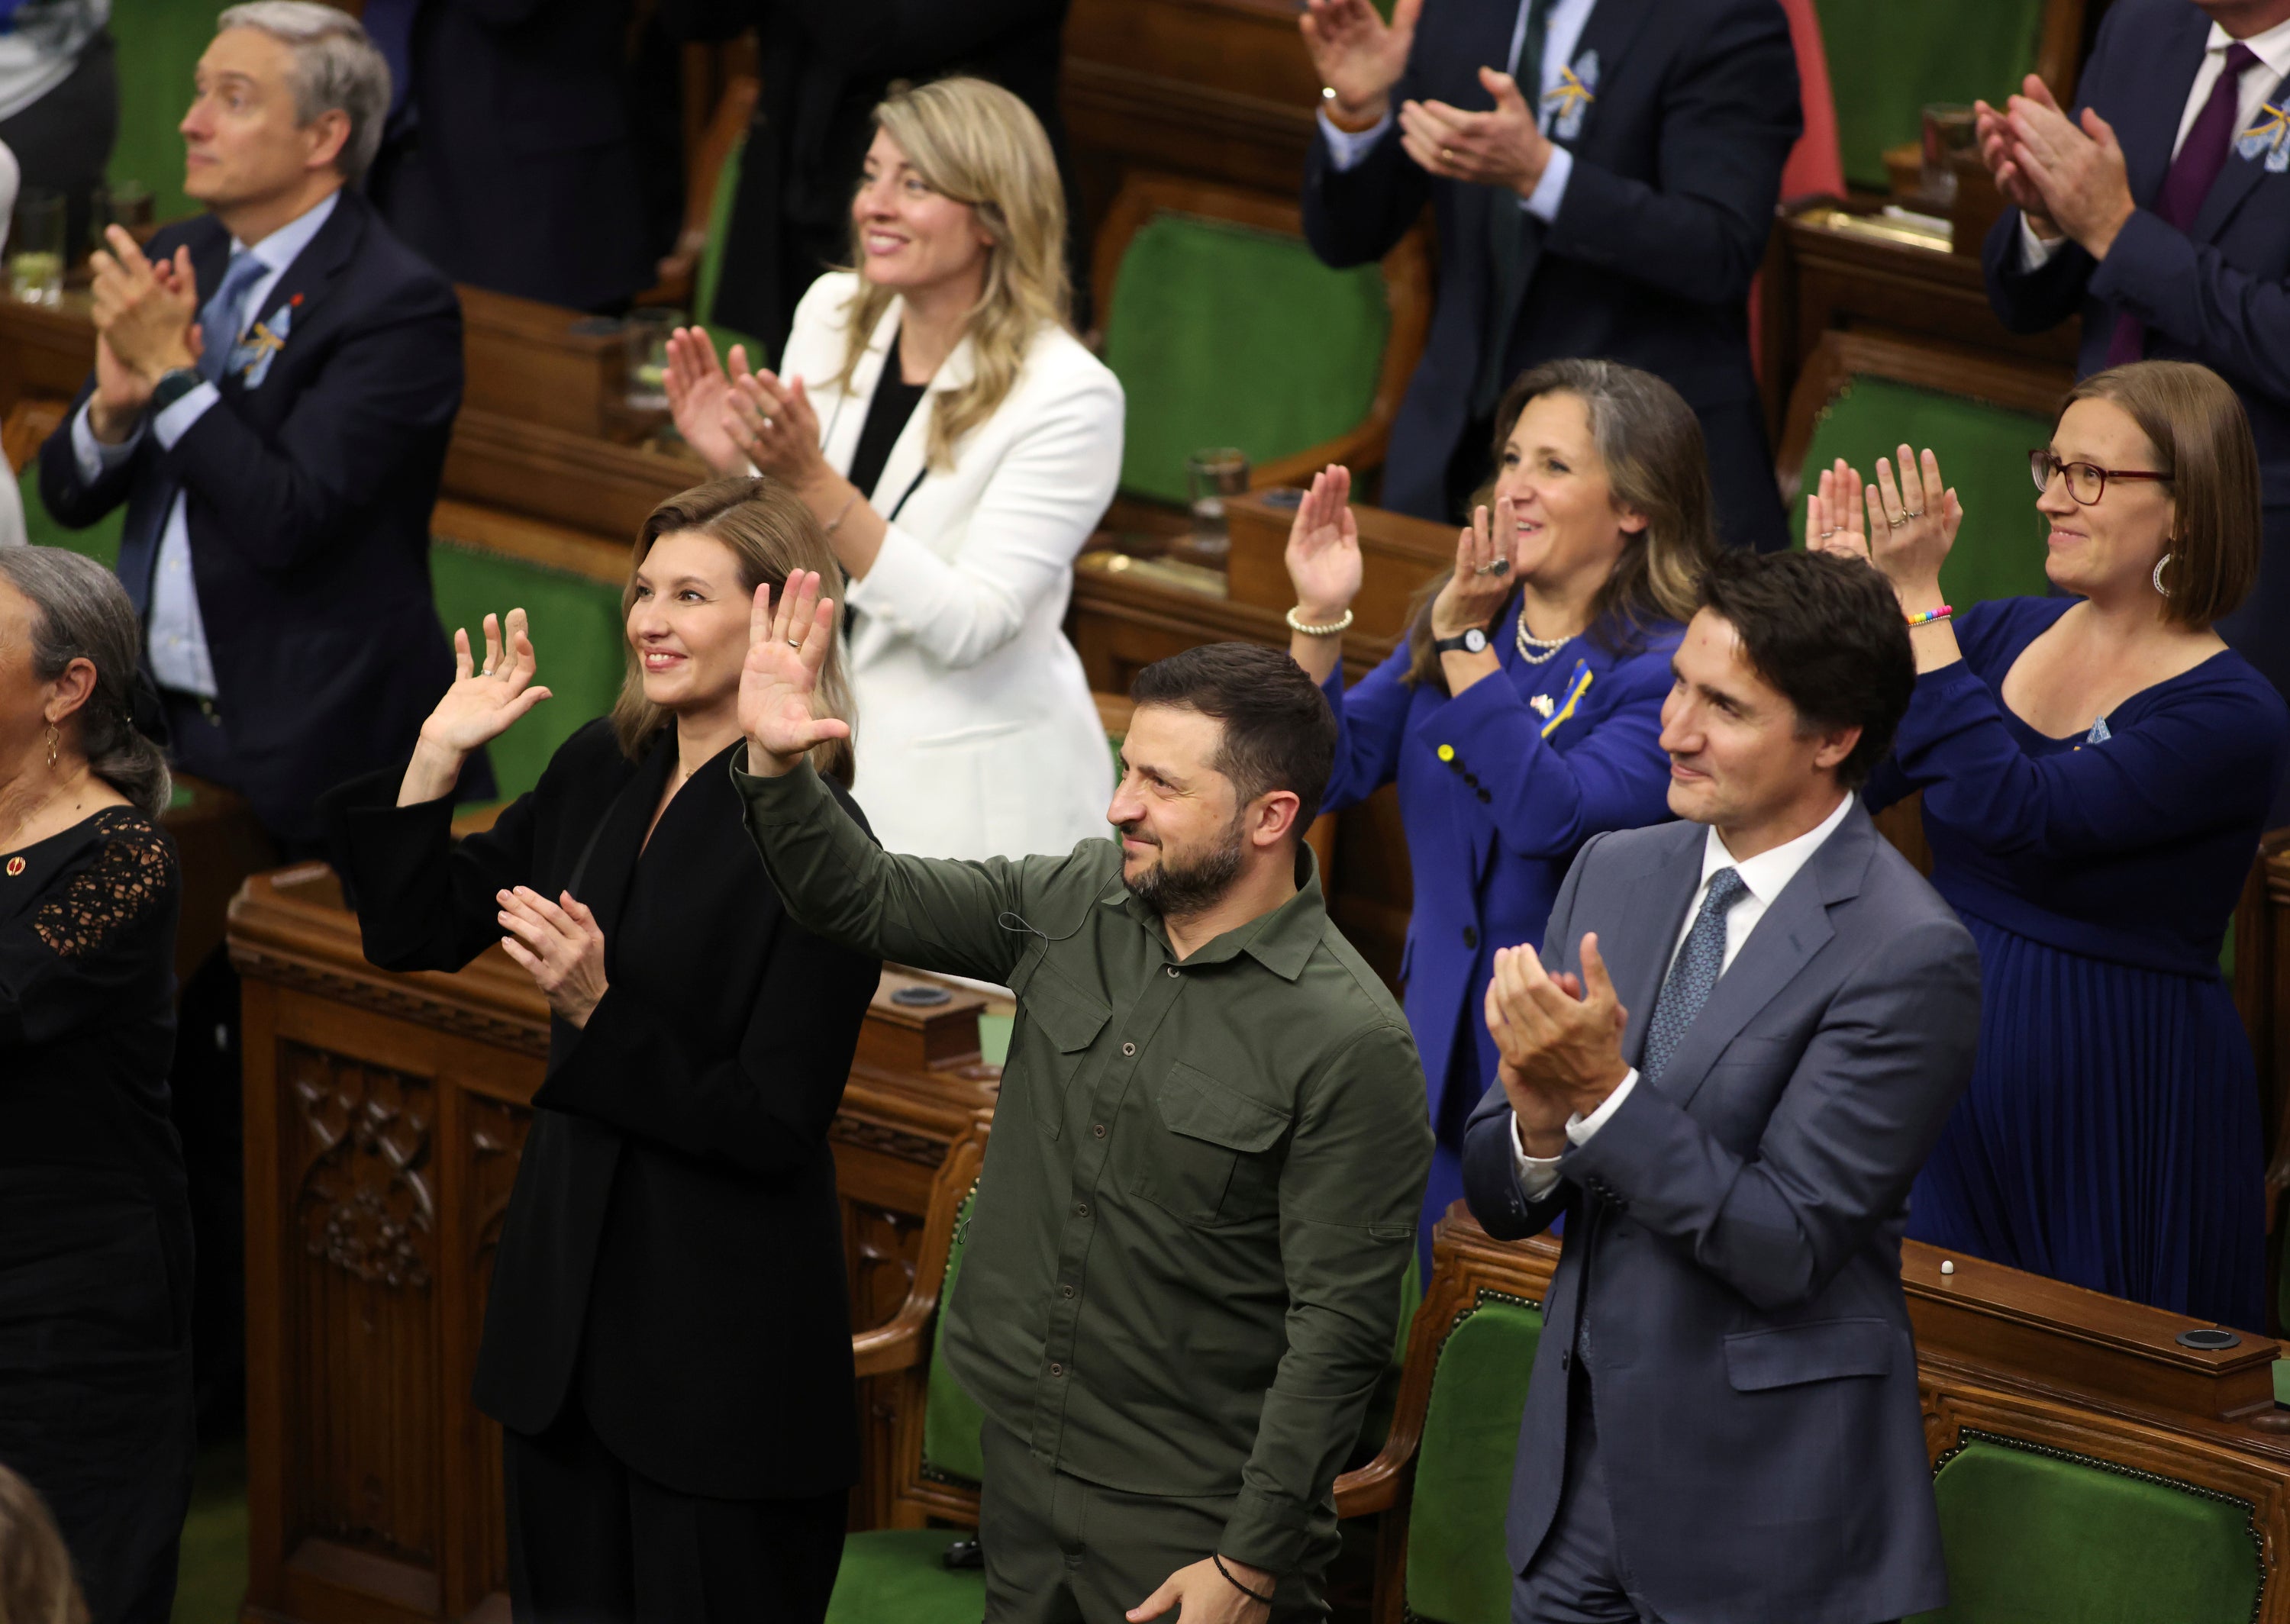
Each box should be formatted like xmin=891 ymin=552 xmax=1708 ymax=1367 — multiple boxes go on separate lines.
xmin=108 ymin=1 xmax=223 ymax=227
xmin=1812 ymin=0 xmax=2050 ymax=193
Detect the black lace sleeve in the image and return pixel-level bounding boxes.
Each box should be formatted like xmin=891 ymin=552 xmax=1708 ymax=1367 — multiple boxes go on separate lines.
xmin=31 ymin=818 xmax=177 ymax=962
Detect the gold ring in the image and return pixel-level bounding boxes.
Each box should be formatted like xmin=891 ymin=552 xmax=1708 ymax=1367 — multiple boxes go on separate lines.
xmin=1441 ymin=147 xmax=1455 ymax=163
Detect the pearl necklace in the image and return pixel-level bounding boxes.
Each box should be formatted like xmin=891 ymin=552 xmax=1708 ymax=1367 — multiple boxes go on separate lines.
xmin=1514 ymin=601 xmax=1572 ymax=665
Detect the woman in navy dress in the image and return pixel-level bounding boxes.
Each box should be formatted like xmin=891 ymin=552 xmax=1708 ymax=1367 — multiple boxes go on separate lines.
xmin=1285 ymin=359 xmax=1718 ymax=1245
xmin=1814 ymin=360 xmax=2290 ymax=1330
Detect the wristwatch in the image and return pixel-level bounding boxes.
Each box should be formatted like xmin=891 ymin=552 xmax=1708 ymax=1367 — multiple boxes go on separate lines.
xmin=1433 ymin=626 xmax=1491 ymax=656
xmin=149 ymin=366 xmax=203 ymax=415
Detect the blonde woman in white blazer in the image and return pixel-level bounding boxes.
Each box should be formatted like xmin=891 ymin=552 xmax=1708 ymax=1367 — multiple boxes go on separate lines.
xmin=664 ymin=76 xmax=1121 ymax=861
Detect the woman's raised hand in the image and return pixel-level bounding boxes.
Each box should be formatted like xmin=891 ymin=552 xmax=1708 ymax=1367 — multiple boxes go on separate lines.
xmin=1285 ymin=464 xmax=1363 ymax=622
xmin=1428 ymin=499 xmax=1524 ymax=639
xmin=1866 ymin=444 xmax=1962 ymax=602
xmin=1806 ymin=457 xmax=1871 ymax=562
xmin=737 ymin=569 xmax=853 ymax=775
xmin=664 ymin=326 xmax=754 ymax=478
xmin=421 ymin=610 xmax=552 ymax=756
xmin=726 ymin=369 xmax=828 ymax=488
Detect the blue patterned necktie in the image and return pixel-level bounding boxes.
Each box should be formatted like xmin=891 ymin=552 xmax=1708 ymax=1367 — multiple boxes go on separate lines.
xmin=1640 ymin=867 xmax=1748 ymax=1089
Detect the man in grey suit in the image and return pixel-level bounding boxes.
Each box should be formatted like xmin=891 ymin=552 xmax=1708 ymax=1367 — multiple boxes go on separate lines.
xmin=1462 ymin=548 xmax=1981 ymax=1624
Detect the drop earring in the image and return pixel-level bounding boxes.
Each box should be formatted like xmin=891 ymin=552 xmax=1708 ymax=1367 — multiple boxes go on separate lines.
xmin=43 ymin=723 xmax=57 ymax=769
xmin=2153 ymin=553 xmax=2173 ymax=598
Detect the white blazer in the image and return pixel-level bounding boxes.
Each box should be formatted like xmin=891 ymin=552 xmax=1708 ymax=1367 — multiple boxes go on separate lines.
xmin=779 ymin=272 xmax=1122 ymax=861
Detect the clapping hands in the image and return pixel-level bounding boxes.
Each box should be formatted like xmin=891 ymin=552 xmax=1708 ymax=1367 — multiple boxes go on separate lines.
xmin=1973 ymin=74 xmax=2134 ymax=259
xmin=1284 ymin=464 xmax=1363 ymax=624
xmin=1484 ymin=938 xmax=1629 ymax=1155
xmin=1805 ymin=446 xmax=1960 ymax=610
xmin=664 ymin=326 xmax=756 ymax=478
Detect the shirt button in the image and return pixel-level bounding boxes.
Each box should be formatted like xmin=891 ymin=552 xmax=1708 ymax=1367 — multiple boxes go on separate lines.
xmin=1166 ymin=965 xmax=1179 ymax=977
xmin=1464 ymin=773 xmax=1479 ymax=787
xmin=1074 ymin=1201 xmax=1089 ymax=1217
xmin=1477 ymin=789 xmax=1492 ymax=803
xmin=1049 ymin=1362 xmax=1064 ymax=1377
xmin=1463 ymin=926 xmax=1479 ymax=949
xmin=1062 ymin=1284 xmax=1076 ymax=1297
xmin=1122 ymin=1042 xmax=1137 ymax=1056
xmin=1092 ymin=1123 xmax=1107 ymax=1139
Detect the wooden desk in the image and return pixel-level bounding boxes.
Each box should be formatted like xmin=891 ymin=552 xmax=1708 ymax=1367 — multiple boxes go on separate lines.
xmin=226 ymin=865 xmax=1001 ymax=1624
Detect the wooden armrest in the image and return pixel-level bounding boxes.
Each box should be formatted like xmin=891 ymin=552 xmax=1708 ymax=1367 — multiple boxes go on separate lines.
xmin=851 ymin=1303 xmax=933 ymax=1379
xmin=1332 ymin=1418 xmax=1421 ymax=1518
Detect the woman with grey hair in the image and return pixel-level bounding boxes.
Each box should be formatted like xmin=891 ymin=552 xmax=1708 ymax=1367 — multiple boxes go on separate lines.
xmin=0 ymin=548 xmax=190 ymax=1624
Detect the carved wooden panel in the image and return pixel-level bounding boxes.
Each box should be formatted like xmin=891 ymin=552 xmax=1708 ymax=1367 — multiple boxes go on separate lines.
xmin=281 ymin=1042 xmax=442 ymax=1571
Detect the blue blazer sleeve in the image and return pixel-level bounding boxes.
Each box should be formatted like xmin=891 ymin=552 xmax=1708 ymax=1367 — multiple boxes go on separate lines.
xmin=1982 ymin=205 xmax=2097 ymax=335
xmin=1888 ymin=652 xmax=2290 ymax=859
xmin=35 ymin=395 xmax=144 ymax=530
xmin=1318 ymin=640 xmax=1417 ymax=817
xmin=1541 ymin=0 xmax=1799 ymax=309
xmin=1421 ymin=641 xmax=1677 ymax=860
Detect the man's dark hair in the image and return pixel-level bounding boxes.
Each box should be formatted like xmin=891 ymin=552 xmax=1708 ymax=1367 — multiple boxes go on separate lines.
xmin=1129 ymin=643 xmax=1340 ymax=834
xmin=1695 ymin=549 xmax=1914 ymax=790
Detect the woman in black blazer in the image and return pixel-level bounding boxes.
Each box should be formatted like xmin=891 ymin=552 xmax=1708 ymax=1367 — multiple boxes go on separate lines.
xmin=321 ymin=477 xmax=879 ymax=1622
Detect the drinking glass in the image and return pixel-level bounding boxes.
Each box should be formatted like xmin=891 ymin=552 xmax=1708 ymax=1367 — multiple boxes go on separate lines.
xmin=1185 ymin=448 xmax=1250 ymax=558
xmin=9 ymin=188 xmax=64 ymax=304
xmin=623 ymin=309 xmax=681 ymax=411
xmin=1921 ymin=105 xmax=1978 ymax=208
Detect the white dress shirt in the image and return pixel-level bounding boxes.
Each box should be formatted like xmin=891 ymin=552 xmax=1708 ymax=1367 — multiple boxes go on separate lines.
xmin=1318 ymin=0 xmax=1598 ymax=224
xmin=2018 ymin=14 xmax=2290 ymax=268
xmin=1511 ymin=791 xmax=1856 ymax=1197
xmin=70 ymin=189 xmax=340 ymax=696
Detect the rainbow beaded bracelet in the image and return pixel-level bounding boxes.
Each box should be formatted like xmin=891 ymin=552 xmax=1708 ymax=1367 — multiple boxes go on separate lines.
xmin=1905 ymin=604 xmax=1953 ymax=628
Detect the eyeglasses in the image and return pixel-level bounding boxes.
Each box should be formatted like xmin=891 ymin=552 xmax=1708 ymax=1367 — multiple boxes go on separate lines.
xmin=2028 ymin=450 xmax=2171 ymax=506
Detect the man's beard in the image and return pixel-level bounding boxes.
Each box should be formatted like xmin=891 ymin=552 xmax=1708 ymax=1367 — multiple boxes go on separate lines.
xmin=1119 ymin=814 xmax=1247 ymax=919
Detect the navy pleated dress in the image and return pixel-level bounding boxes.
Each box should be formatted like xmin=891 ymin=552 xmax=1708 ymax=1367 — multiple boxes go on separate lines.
xmin=1866 ymin=598 xmax=2290 ymax=1331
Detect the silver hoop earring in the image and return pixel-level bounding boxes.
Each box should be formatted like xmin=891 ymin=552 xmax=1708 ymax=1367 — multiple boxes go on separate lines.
xmin=2153 ymin=553 xmax=2173 ymax=598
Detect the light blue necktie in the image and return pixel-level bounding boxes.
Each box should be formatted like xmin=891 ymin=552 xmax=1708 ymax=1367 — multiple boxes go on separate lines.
xmin=118 ymin=250 xmax=268 ymax=610
xmin=1640 ymin=868 xmax=1748 ymax=1090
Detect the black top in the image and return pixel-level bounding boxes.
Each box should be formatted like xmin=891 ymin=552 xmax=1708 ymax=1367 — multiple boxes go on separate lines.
xmin=847 ymin=325 xmax=930 ymax=505
xmin=321 ymin=720 xmax=881 ymax=1499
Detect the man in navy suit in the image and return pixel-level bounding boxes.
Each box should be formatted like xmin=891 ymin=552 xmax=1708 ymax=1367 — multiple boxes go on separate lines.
xmin=39 ymin=0 xmax=476 ymax=851
xmin=1979 ymin=0 xmax=2290 ymax=717
xmin=1298 ymin=0 xmax=1798 ymax=550
xmin=1463 ymin=549 xmax=1979 ymax=1623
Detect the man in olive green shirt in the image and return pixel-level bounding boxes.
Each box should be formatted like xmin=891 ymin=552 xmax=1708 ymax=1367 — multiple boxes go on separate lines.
xmin=734 ymin=575 xmax=1430 ymax=1623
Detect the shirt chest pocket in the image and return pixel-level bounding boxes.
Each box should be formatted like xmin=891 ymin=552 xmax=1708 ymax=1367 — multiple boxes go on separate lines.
xmin=1130 ymin=1061 xmax=1292 ymax=1227
xmin=1009 ymin=958 xmax=1111 ymax=1141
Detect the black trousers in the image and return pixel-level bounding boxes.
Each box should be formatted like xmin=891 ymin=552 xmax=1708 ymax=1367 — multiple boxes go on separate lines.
xmin=503 ymin=1393 xmax=847 ymax=1624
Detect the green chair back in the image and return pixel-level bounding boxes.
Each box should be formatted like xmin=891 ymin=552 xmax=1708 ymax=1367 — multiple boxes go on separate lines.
xmin=1404 ymin=1294 xmax=1545 ymax=1624
xmin=693 ymin=135 xmax=769 ymax=369
xmin=428 ymin=540 xmax=627 ymax=804
xmin=22 ymin=461 xmax=121 ymax=568
xmin=1811 ymin=0 xmax=2050 ymax=193
xmin=921 ymin=1191 xmax=988 ymax=1486
xmin=1101 ymin=212 xmax=1389 ymax=505
xmin=1908 ymin=1433 xmax=2263 ymax=1623
xmin=1795 ymin=375 xmax=2055 ymax=609
xmin=108 ymin=0 xmax=211 ymax=226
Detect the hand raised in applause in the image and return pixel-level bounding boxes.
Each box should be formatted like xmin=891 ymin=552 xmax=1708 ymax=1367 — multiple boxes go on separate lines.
xmin=1485 ymin=937 xmax=1629 ymax=1153
xmin=1862 ymin=445 xmax=1960 ymax=613
xmin=88 ymin=227 xmax=200 ymax=440
xmin=738 ymin=569 xmax=853 ymax=777
xmin=664 ymin=326 xmax=758 ymax=478
xmin=398 ymin=609 xmax=552 ymax=806
xmin=1285 ymin=464 xmax=1363 ymax=624
xmin=1974 ymin=76 xmax=2062 ymax=240
xmin=1428 ymin=498 xmax=1524 ymax=639
xmin=1805 ymin=456 xmax=1870 ymax=563
xmin=1298 ymin=0 xmax=1421 ymax=127
xmin=1398 ymin=68 xmax=1552 ymax=196
xmin=726 ymin=368 xmax=832 ymax=495
xmin=495 ymin=886 xmax=608 ymax=1029
xmin=1998 ymin=79 xmax=2134 ymax=259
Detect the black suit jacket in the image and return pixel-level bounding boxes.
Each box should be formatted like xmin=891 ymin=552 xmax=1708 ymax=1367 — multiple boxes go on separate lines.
xmin=37 ymin=188 xmax=477 ymax=844
xmin=1303 ymin=0 xmax=1798 ymax=543
xmin=667 ymin=0 xmax=1072 ymax=356
xmin=370 ymin=0 xmax=656 ymax=312
xmin=322 ymin=720 xmax=879 ymax=1498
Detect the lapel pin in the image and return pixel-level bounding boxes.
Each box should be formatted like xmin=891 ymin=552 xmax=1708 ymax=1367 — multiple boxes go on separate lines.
xmin=1530 ymin=693 xmax=1556 ymax=719
xmin=1544 ymin=52 xmax=1598 ymax=141
xmin=2238 ymin=103 xmax=2289 ymax=172
xmin=6 ymin=858 xmax=25 ymax=877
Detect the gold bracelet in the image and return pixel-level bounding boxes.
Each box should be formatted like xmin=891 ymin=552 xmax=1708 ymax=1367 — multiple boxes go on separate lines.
xmin=1285 ymin=606 xmax=1356 ymax=636
xmin=823 ymin=491 xmax=860 ymax=536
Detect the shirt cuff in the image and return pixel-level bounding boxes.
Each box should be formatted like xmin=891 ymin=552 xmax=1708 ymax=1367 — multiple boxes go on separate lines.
xmin=1511 ymin=1066 xmax=1639 ymax=1199
xmin=1568 ymin=1068 xmax=1637 ymax=1142
xmin=2017 ymin=214 xmax=2065 ymax=270
xmin=71 ymin=401 xmax=143 ymax=480
xmin=1318 ymin=107 xmax=1392 ymax=172
xmin=152 ymin=380 xmax=220 ymax=450
xmin=1520 ymin=145 xmax=1573 ymax=224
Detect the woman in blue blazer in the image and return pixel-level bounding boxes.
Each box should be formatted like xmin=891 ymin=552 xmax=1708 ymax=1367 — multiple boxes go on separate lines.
xmin=1287 ymin=359 xmax=1718 ymax=1246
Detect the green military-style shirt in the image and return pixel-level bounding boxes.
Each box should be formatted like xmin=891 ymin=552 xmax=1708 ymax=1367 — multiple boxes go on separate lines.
xmin=734 ymin=759 xmax=1430 ymax=1573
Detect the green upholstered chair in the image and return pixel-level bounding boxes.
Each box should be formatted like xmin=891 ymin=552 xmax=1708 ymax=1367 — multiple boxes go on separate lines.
xmin=1092 ymin=172 xmax=1430 ymax=508
xmin=1811 ymin=0 xmax=2084 ymax=194
xmin=21 ymin=457 xmax=120 ymax=569
xmin=1779 ymin=330 xmax=2071 ymax=611
xmin=105 ymin=0 xmax=211 ymax=226
xmin=827 ymin=1116 xmax=992 ymax=1623
xmin=1336 ymin=1210 xmax=1560 ymax=1624
xmin=1908 ymin=1430 xmax=2265 ymax=1623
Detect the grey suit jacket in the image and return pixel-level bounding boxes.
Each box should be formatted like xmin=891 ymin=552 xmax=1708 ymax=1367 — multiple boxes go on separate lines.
xmin=1462 ymin=801 xmax=1978 ymax=1624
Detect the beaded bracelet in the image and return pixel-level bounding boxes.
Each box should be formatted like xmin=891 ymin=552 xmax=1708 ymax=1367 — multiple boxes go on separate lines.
xmin=1214 ymin=1555 xmax=1276 ymax=1607
xmin=1285 ymin=606 xmax=1356 ymax=637
xmin=1905 ymin=604 xmax=1953 ymax=628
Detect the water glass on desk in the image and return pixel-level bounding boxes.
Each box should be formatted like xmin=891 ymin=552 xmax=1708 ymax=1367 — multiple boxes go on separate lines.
xmin=1921 ymin=105 xmax=1977 ymax=209
xmin=1185 ymin=447 xmax=1249 ymax=559
xmin=8 ymin=188 xmax=63 ymax=305
xmin=622 ymin=308 xmax=681 ymax=411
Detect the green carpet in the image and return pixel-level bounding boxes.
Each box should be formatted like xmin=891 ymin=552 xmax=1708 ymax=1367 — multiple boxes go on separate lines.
xmin=172 ymin=1438 xmax=247 ymax=1624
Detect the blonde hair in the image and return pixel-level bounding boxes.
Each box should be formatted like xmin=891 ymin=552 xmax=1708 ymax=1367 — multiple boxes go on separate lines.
xmin=610 ymin=478 xmax=857 ymax=785
xmin=835 ymin=76 xmax=1069 ymax=471
xmin=0 ymin=1464 xmax=88 ymax=1624
xmin=2057 ymin=360 xmax=2260 ymax=629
